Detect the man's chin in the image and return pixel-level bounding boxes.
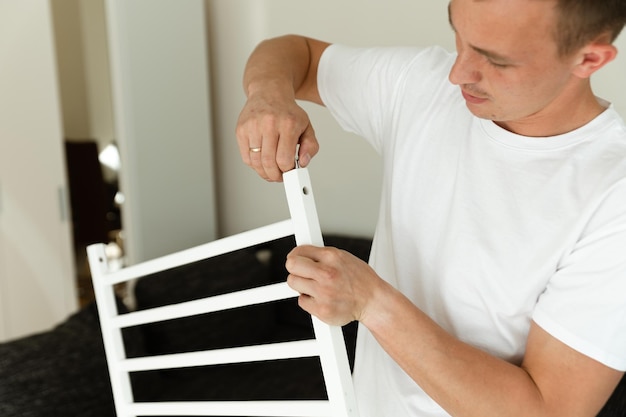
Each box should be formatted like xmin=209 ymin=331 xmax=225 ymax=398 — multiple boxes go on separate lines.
xmin=464 ymin=104 xmax=498 ymax=121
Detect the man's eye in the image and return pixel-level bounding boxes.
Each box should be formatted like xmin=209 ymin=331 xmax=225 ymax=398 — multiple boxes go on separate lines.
xmin=488 ymin=60 xmax=509 ymax=69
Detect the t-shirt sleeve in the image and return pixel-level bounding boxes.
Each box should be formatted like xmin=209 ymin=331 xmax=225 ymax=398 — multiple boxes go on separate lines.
xmin=533 ymin=179 xmax=626 ymax=370
xmin=317 ymin=44 xmax=453 ymax=154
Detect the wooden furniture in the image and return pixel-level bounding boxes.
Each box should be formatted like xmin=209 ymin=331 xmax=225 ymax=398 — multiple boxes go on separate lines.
xmin=88 ymin=168 xmax=359 ymax=416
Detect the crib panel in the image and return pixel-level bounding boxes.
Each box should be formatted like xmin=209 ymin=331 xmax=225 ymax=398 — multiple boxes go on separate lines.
xmin=88 ymin=167 xmax=359 ymax=417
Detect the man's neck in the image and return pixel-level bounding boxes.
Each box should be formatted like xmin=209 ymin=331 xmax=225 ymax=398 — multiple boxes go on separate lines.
xmin=496 ymin=83 xmax=606 ymax=137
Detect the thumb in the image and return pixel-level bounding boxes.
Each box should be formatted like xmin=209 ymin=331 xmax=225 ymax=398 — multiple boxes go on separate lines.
xmin=297 ymin=124 xmax=320 ymax=167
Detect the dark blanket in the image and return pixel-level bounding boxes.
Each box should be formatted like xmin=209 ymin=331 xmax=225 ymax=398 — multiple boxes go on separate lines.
xmin=0 ymin=301 xmax=122 ymax=417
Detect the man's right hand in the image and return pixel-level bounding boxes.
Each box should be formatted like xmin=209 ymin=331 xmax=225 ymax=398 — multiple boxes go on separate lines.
xmin=235 ymin=35 xmax=330 ymax=182
xmin=235 ymin=90 xmax=319 ymax=182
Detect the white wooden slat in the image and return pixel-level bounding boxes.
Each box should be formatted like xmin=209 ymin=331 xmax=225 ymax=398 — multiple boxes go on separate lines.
xmin=112 ymin=282 xmax=297 ymax=329
xmin=129 ymin=400 xmax=332 ymax=416
xmin=121 ymin=339 xmax=319 ymax=372
xmin=100 ymin=219 xmax=293 ymax=286
xmin=283 ymin=168 xmax=360 ymax=417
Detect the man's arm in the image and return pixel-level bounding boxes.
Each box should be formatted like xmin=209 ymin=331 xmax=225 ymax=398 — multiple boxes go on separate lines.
xmin=235 ymin=35 xmax=330 ymax=181
xmin=285 ymin=245 xmax=624 ymax=417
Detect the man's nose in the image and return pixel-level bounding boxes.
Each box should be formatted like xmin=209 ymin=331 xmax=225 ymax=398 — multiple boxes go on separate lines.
xmin=448 ymin=52 xmax=482 ymax=86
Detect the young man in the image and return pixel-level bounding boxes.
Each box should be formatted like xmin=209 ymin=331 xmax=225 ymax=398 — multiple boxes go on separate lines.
xmin=235 ymin=0 xmax=626 ymax=416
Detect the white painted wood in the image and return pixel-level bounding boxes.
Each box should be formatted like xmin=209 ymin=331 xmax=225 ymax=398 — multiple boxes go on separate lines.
xmin=130 ymin=400 xmax=332 ymax=416
xmin=102 ymin=219 xmax=292 ymax=287
xmin=0 ymin=0 xmax=78 ymax=342
xmin=283 ymin=168 xmax=360 ymax=417
xmin=121 ymin=340 xmax=319 ymax=372
xmin=88 ymin=243 xmax=135 ymax=417
xmin=88 ymin=167 xmax=359 ymax=416
xmin=113 ymin=281 xmax=295 ymax=329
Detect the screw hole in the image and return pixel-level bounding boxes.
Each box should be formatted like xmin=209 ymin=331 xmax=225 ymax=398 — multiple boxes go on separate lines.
xmin=302 ymin=186 xmax=309 ymax=195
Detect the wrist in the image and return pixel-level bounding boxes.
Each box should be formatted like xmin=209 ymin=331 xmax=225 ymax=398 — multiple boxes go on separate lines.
xmin=246 ymin=78 xmax=295 ymax=101
xmin=359 ymin=277 xmax=398 ymax=331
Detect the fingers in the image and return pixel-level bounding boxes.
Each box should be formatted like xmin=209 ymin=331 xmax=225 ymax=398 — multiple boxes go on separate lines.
xmin=285 ymin=246 xmax=330 ymax=301
xmin=285 ymin=246 xmax=359 ymax=326
xmin=285 ymin=245 xmax=336 ymax=285
xmin=256 ymin=134 xmax=282 ymax=181
xmin=235 ymin=99 xmax=319 ymax=181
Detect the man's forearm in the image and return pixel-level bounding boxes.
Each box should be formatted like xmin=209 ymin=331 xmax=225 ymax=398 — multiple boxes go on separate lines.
xmin=361 ymin=282 xmax=621 ymax=417
xmin=244 ymin=35 xmax=311 ymax=99
xmin=243 ymin=35 xmax=327 ymax=105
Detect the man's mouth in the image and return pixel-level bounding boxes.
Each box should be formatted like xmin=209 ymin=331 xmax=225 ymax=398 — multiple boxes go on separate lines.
xmin=461 ymin=89 xmax=488 ymax=104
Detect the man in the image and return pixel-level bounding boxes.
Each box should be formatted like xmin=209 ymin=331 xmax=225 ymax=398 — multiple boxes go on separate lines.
xmin=235 ymin=0 xmax=626 ymax=416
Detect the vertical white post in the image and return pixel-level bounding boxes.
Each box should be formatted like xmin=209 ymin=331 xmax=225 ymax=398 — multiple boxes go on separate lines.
xmin=283 ymin=168 xmax=360 ymax=417
xmin=87 ymin=244 xmax=136 ymax=417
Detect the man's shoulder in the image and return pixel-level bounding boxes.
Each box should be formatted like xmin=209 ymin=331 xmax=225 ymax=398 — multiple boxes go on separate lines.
xmin=325 ymin=43 xmax=454 ymax=68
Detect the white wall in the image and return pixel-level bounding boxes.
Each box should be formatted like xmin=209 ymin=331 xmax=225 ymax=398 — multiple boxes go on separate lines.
xmin=52 ymin=0 xmax=115 ymax=148
xmin=206 ymin=0 xmax=626 ymax=239
xmin=593 ymin=32 xmax=626 ymax=115
xmin=106 ymin=0 xmax=218 ymax=263
xmin=0 ymin=0 xmax=78 ymax=340
xmin=51 ymin=0 xmax=90 ymax=139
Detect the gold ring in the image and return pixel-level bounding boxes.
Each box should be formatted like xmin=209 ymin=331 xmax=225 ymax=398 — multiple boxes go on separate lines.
xmin=249 ymin=147 xmax=262 ymax=153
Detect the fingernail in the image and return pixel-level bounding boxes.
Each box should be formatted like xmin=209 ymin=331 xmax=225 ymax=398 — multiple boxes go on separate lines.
xmin=300 ymin=153 xmax=311 ymax=167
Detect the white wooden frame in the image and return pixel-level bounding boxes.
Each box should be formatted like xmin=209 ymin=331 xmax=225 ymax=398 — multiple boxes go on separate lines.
xmin=87 ymin=167 xmax=359 ymax=417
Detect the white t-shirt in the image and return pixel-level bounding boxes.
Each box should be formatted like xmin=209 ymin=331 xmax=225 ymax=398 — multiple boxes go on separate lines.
xmin=318 ymin=44 xmax=626 ymax=417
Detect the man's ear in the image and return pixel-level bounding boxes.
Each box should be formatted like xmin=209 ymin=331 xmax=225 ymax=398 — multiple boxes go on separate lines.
xmin=572 ymin=36 xmax=618 ymax=79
